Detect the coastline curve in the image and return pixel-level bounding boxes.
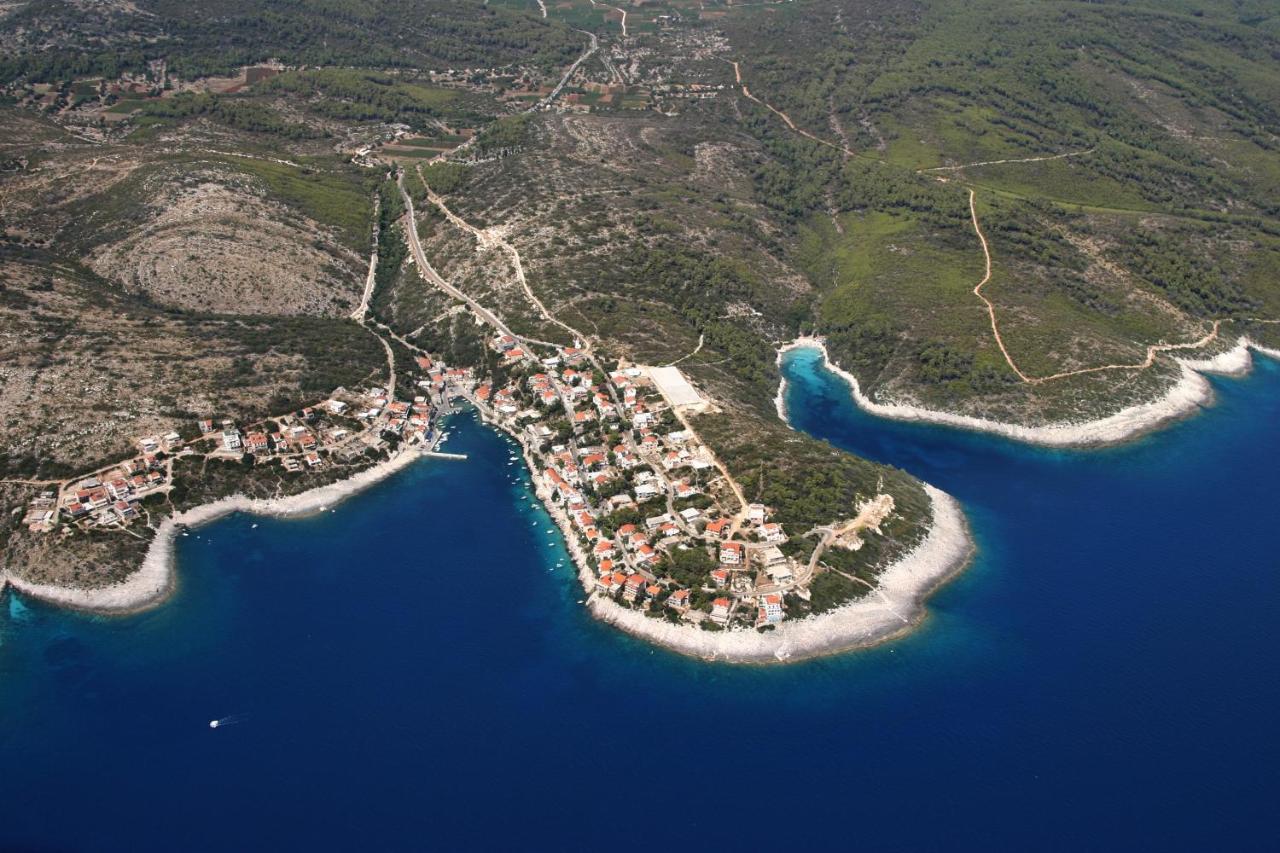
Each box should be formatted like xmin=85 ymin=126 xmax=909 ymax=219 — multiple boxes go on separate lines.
xmin=1 ymin=449 xmax=427 ymax=615
xmin=777 ymin=336 xmax=1279 ymax=448
xmin=581 ymin=484 xmax=973 ymax=664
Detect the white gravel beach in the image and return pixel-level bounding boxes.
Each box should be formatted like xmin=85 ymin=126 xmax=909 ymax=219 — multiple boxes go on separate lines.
xmin=776 ymin=336 xmax=1279 ymax=448
xmin=583 ymin=485 xmax=972 ymax=663
xmin=2 ymin=449 xmax=425 ymax=614
xmin=492 ymin=407 xmax=975 ymax=664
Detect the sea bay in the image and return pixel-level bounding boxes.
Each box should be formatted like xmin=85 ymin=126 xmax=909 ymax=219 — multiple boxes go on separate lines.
xmin=2 ymin=353 xmax=1278 ymax=850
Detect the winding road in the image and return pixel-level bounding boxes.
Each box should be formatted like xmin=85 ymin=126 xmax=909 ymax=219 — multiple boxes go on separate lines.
xmin=415 ymin=166 xmax=589 ymax=349
xmin=965 ymin=187 xmax=1228 ymax=384
xmin=728 ymin=57 xmax=1241 ymax=386
xmin=397 ymin=175 xmax=524 ymax=344
xmin=921 ymin=149 xmax=1095 ymax=174
xmin=728 ymin=60 xmax=856 ymax=158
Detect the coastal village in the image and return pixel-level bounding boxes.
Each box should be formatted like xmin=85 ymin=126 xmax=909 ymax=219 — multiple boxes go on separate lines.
xmin=466 ymin=332 xmax=891 ymax=633
xmin=17 ymin=324 xmax=901 ymax=634
xmin=20 ymin=362 xmax=461 ymax=540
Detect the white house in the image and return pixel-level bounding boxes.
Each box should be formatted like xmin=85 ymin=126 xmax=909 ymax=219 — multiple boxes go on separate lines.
xmin=757 ymin=593 xmax=784 ymax=626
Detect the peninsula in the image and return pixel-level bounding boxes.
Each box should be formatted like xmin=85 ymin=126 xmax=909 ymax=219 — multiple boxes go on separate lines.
xmin=4 ymin=0 xmax=1280 ymax=663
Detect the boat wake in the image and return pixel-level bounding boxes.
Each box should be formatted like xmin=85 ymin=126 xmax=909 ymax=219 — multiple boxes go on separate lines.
xmin=209 ymin=713 xmax=248 ymax=729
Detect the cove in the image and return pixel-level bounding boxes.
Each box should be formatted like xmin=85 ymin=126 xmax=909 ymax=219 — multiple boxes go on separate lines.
xmin=2 ymin=354 xmax=1279 ymax=851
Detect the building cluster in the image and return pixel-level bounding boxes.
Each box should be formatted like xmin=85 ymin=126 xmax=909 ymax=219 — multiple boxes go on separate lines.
xmin=25 ymin=441 xmax=177 ymax=533
xmin=19 ymin=354 xmax=472 ymax=536
xmin=477 ymin=335 xmax=803 ymax=631
xmin=651 ymin=82 xmax=725 ymax=101
xmin=18 ymin=324 xmax=811 ymax=636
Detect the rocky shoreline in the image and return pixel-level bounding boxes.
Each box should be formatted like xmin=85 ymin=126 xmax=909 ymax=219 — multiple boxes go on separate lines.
xmin=1 ymin=448 xmax=426 ymax=615
xmin=776 ymin=335 xmax=1279 ymax=448
xmin=14 ymin=330 xmax=1273 ymax=652
xmin=485 ymin=403 xmax=974 ymax=665
xmin=6 ymin=392 xmax=976 ymax=663
xmin=582 ymin=484 xmax=973 ymax=663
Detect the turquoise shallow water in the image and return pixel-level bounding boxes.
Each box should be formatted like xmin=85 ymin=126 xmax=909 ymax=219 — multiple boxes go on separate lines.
xmin=2 ymin=355 xmax=1278 ymax=851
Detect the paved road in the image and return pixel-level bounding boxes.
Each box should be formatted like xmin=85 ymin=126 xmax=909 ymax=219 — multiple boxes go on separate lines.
xmin=397 ymin=175 xmax=524 ymax=343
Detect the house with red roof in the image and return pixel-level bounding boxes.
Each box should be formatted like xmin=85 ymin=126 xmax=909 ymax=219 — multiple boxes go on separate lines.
xmin=705 ymin=518 xmax=730 ymax=540
xmin=719 ymin=542 xmax=744 ymax=565
xmin=623 ymin=573 xmax=646 ymax=603
xmin=761 ymin=522 xmax=786 ymax=543
xmin=710 ymin=597 xmax=732 ymax=625
xmin=757 ymin=593 xmax=785 ymax=626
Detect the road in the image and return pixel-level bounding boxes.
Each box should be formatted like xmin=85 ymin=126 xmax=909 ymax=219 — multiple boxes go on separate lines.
xmin=727 ymin=60 xmax=856 ymax=158
xmin=588 ymin=1 xmax=628 ymax=38
xmin=666 ymin=333 xmax=704 ymax=367
xmin=920 ymin=148 xmax=1094 ymax=174
xmin=667 ymin=401 xmax=750 ymax=537
xmin=398 ymin=175 xmax=521 ymax=341
xmin=538 ymin=30 xmax=599 ymax=111
xmin=350 ymin=194 xmax=381 ymax=322
xmin=799 ymin=494 xmax=894 ymax=586
xmin=730 ymin=54 xmax=1245 ymax=388
xmin=965 ymin=188 xmax=1231 ymax=385
xmin=398 ymin=173 xmax=571 ymax=354
xmin=417 ymin=167 xmax=589 ymax=348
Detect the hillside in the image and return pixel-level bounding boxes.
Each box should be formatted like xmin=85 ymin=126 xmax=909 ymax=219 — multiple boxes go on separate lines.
xmin=2 ymin=0 xmax=1277 ymax=608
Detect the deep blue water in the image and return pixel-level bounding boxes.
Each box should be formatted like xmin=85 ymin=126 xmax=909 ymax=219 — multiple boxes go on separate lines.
xmin=2 ymin=352 xmax=1278 ymax=851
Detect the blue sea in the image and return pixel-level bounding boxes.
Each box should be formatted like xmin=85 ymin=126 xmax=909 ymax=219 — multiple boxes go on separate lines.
xmin=2 ymin=350 xmax=1278 ymax=851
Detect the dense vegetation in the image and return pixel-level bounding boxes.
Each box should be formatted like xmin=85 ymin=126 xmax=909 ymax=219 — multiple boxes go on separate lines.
xmin=720 ymin=0 xmax=1280 ymax=411
xmin=0 ymin=0 xmax=583 ymax=82
xmin=138 ymin=92 xmax=322 ymax=139
xmin=371 ymin=179 xmax=409 ymax=315
xmin=5 ymin=0 xmax=1280 ymax=604
xmin=262 ymin=69 xmax=488 ymax=131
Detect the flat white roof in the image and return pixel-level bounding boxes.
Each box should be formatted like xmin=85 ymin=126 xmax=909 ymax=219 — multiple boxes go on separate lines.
xmin=647 ymin=366 xmax=703 ymax=407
